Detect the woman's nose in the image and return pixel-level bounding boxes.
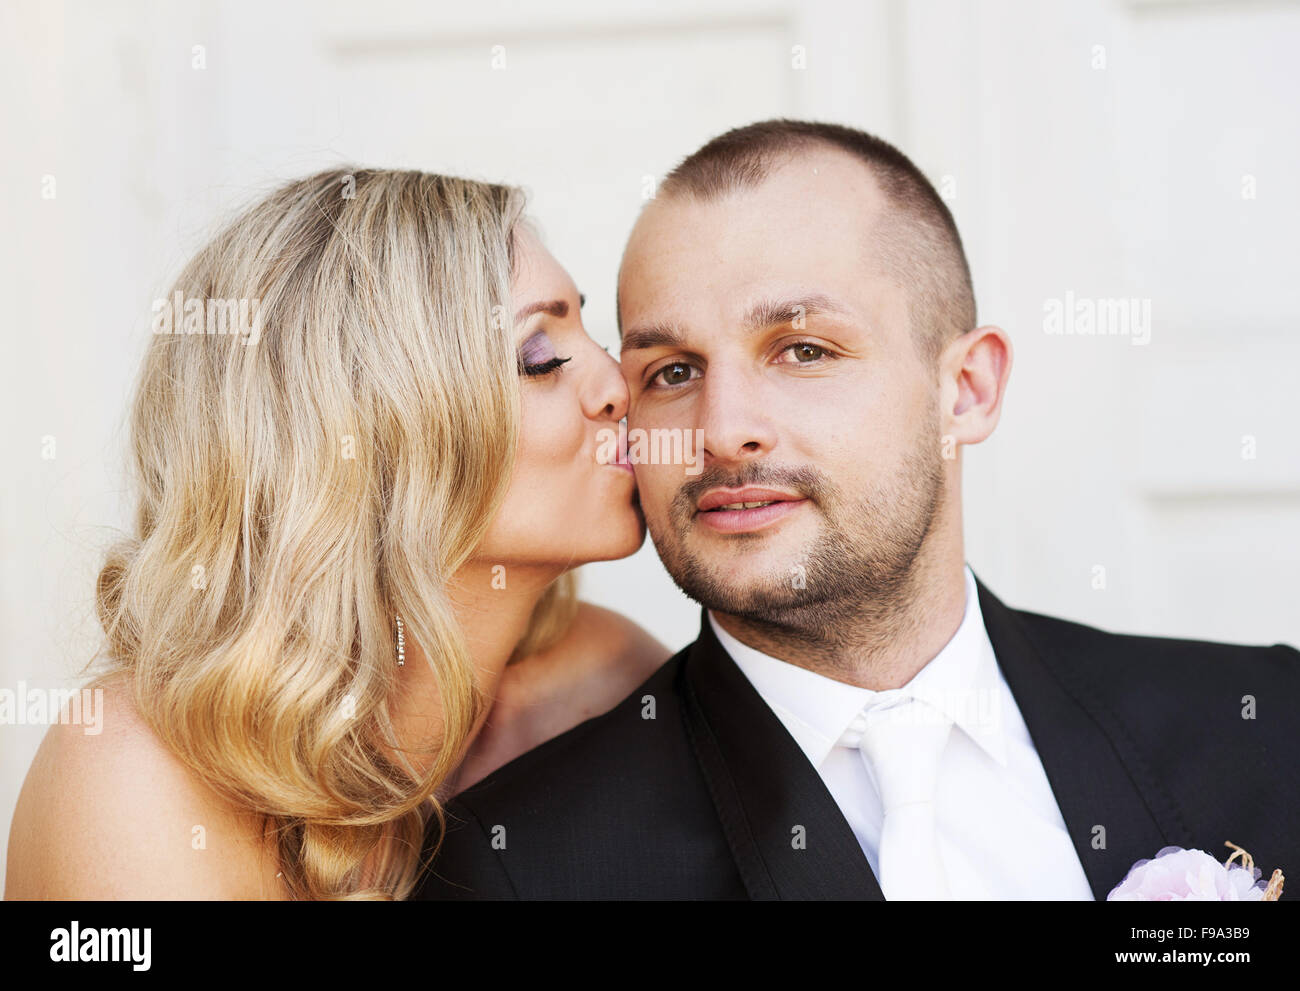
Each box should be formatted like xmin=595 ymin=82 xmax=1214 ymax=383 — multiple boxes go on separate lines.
xmin=582 ymin=344 xmax=630 ymax=423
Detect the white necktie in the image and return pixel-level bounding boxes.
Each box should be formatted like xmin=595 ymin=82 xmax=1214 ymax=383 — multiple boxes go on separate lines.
xmin=839 ymin=691 xmax=954 ymax=900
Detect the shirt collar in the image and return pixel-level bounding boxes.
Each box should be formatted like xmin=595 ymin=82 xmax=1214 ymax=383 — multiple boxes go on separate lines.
xmin=707 ymin=565 xmax=1008 ymax=770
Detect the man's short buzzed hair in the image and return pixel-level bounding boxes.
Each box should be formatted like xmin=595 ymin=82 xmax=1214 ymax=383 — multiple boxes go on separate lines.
xmin=657 ymin=118 xmax=977 ymax=363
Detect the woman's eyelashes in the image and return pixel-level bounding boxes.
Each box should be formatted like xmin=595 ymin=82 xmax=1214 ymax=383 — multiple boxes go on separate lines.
xmin=522 ymin=355 xmax=572 ymax=377
xmin=518 ymin=330 xmax=572 ymax=378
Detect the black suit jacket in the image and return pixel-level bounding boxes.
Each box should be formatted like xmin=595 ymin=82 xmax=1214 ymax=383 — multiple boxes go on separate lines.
xmin=413 ymin=577 xmax=1300 ymax=899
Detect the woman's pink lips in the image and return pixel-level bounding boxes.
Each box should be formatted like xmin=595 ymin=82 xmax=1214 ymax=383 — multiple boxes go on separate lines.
xmin=611 ymin=428 xmax=633 ymax=471
xmin=696 ymin=498 xmax=807 ymax=533
xmin=597 ymin=430 xmax=634 ymax=473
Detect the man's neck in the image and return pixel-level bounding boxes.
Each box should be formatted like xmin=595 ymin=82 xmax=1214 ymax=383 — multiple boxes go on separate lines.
xmin=709 ymin=544 xmax=969 ymax=691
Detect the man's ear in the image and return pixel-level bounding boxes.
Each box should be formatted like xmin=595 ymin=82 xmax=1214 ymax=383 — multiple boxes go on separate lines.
xmin=939 ymin=325 xmax=1013 ymax=446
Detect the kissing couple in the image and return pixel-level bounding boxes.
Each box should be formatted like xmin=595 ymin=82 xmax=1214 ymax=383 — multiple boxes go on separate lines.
xmin=9 ymin=119 xmax=1297 ymax=901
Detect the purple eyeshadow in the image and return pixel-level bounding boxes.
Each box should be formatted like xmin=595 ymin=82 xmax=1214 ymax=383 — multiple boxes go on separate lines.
xmin=519 ymin=331 xmax=554 ymax=365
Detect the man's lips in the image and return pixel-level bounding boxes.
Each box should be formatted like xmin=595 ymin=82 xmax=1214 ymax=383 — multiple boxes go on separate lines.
xmin=696 ymin=487 xmax=804 ymax=513
xmin=694 ymin=487 xmax=808 ymax=534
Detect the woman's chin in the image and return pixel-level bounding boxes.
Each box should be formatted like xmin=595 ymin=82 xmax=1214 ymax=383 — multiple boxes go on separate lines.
xmin=577 ymin=508 xmax=647 ymax=564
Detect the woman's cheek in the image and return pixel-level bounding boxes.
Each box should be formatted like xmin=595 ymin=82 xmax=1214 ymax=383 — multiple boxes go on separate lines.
xmin=552 ymin=398 xmax=590 ymax=463
xmin=525 ymin=389 xmax=577 ymax=444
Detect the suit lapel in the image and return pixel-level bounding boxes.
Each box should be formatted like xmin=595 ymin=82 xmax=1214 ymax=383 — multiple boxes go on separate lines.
xmin=677 ymin=578 xmax=1172 ymax=901
xmin=680 ymin=610 xmax=884 ymax=900
xmin=974 ymin=576 xmax=1171 ymax=899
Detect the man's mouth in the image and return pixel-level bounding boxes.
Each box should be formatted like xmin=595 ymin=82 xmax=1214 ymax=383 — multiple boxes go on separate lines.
xmin=695 ymin=487 xmax=808 ymax=533
xmin=696 ymin=487 xmax=802 ymax=512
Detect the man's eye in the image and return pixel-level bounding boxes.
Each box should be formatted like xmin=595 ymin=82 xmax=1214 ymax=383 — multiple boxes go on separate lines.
xmin=649 ymin=361 xmax=698 ymax=388
xmin=777 ymin=342 xmax=830 ymax=363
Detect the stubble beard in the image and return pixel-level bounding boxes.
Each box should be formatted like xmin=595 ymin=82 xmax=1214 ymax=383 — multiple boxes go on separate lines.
xmin=646 ymin=414 xmax=947 ymax=661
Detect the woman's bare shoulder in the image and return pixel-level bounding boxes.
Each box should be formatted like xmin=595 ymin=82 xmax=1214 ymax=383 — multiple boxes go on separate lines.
xmin=452 ymin=603 xmax=673 ymax=791
xmin=560 ymin=601 xmax=672 ymax=675
xmin=5 ymin=674 xmax=284 ymax=900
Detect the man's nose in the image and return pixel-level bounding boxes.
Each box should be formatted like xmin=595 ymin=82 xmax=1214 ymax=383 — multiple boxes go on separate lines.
xmin=696 ymin=365 xmax=777 ymax=464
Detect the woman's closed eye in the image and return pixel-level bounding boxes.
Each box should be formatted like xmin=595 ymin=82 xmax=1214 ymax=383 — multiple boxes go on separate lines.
xmin=522 ymin=355 xmax=572 ymax=377
xmin=518 ymin=330 xmax=573 ymax=378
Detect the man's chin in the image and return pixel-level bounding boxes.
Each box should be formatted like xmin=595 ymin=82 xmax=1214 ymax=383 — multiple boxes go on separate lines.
xmin=649 ymin=519 xmax=825 ymax=612
xmin=689 ymin=531 xmax=809 ymax=570
xmin=687 ymin=580 xmax=817 ymax=620
xmin=664 ymin=553 xmax=817 ymax=617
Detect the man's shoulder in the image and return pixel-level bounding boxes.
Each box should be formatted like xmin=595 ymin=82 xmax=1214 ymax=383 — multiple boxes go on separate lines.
xmin=423 ymin=641 xmax=744 ymax=898
xmin=1004 ymin=598 xmax=1299 ymax=684
xmin=994 ymin=596 xmax=1300 ymax=866
xmin=450 ymin=643 xmax=694 ymax=814
xmin=997 ymin=596 xmax=1300 ymax=747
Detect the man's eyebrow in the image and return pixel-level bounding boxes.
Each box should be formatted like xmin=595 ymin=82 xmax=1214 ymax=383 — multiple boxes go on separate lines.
xmin=743 ymin=293 xmax=850 ymax=330
xmin=620 ymin=323 xmax=688 ymax=352
xmin=620 ymin=293 xmax=851 ymax=352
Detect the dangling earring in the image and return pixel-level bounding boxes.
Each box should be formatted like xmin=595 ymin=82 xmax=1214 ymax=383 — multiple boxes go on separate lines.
xmin=394 ymin=614 xmax=406 ymax=667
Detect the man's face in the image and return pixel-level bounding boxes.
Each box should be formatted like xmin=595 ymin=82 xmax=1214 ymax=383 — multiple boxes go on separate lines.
xmin=618 ymin=148 xmax=949 ymax=630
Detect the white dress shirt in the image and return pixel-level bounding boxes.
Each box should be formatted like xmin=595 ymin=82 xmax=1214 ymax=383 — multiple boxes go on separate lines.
xmin=707 ymin=565 xmax=1095 ymax=900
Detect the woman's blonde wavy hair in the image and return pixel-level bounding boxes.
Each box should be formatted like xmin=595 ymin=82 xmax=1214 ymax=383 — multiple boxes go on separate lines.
xmin=90 ymin=167 xmax=576 ymax=899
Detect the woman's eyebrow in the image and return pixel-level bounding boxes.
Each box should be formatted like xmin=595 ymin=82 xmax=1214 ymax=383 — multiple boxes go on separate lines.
xmin=514 ymin=293 xmax=585 ymax=324
xmin=515 ymin=299 xmax=568 ymax=323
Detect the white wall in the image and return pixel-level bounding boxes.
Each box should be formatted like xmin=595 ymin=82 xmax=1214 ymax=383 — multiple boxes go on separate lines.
xmin=3 ymin=0 xmax=1297 ymax=887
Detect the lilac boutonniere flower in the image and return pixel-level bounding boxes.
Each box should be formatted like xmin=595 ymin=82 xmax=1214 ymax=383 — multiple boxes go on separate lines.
xmin=1108 ymin=842 xmax=1285 ymax=901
